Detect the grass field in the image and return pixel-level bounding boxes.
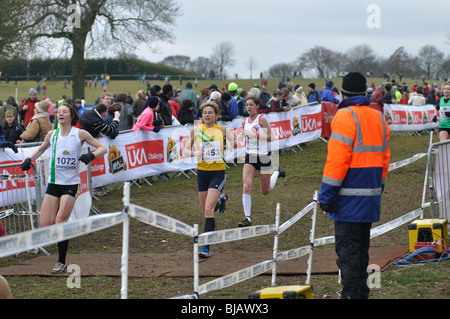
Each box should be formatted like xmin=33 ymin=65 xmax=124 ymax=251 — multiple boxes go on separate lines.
xmin=1 ymin=130 xmax=449 ymax=299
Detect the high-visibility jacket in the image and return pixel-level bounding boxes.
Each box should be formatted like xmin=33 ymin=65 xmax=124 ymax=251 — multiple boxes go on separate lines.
xmin=318 ymin=104 xmax=390 ymax=223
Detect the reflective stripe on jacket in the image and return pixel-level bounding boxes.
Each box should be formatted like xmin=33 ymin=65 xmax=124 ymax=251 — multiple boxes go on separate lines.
xmin=318 ymin=105 xmax=390 ymax=223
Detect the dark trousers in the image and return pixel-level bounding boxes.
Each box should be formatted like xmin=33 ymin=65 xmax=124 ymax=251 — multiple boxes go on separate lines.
xmin=334 ymin=221 xmax=372 ymax=299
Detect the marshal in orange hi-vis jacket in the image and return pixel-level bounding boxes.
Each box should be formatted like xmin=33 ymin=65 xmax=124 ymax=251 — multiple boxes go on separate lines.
xmin=318 ymin=91 xmax=390 ymax=223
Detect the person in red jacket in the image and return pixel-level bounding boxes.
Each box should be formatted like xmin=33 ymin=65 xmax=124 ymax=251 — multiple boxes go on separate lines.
xmin=318 ymin=72 xmax=390 ymax=299
xmin=270 ymin=89 xmax=291 ymax=112
xmin=19 ymin=88 xmax=39 ymax=125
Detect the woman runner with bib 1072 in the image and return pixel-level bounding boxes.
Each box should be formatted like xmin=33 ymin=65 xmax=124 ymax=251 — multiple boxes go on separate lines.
xmin=184 ymin=101 xmax=234 ymax=258
xmin=21 ymin=103 xmax=107 ymax=273
xmin=237 ymin=95 xmax=285 ymax=227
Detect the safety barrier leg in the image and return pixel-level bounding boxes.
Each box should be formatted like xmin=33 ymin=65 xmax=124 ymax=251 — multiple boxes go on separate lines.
xmin=193 ymin=224 xmax=199 ymax=299
xmin=121 ymin=182 xmax=131 ymax=299
xmin=271 ymin=203 xmax=281 ymax=287
xmin=306 ymin=191 xmax=318 ymax=285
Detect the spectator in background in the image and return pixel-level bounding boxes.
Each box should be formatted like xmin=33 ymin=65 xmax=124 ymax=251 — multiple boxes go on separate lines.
xmin=81 ymin=102 xmax=121 ymax=196
xmin=393 ymin=86 xmax=402 ymax=103
xmin=399 ymin=91 xmax=409 ymax=105
xmin=426 ymin=88 xmax=438 ymax=106
xmin=74 ymin=99 xmax=87 ymax=128
xmin=423 ymin=82 xmax=430 ymax=96
xmin=307 ymin=83 xmax=321 ymax=103
xmin=237 ymin=90 xmax=249 ymax=117
xmin=321 ymin=80 xmax=340 ymax=104
xmin=0 ymin=96 xmax=18 ymax=125
xmin=270 ymin=89 xmax=291 ymax=112
xmin=132 ymin=96 xmax=162 ymax=133
xmin=382 ymin=82 xmax=397 ymax=104
xmin=158 ymin=84 xmax=174 ymax=126
xmin=198 ymin=87 xmax=210 ymax=107
xmin=80 ymin=103 xmax=120 ymax=139
xmin=114 ymin=93 xmax=134 ymax=131
xmin=169 ymin=93 xmax=181 ymax=120
xmin=370 ymin=87 xmax=387 ymax=112
xmin=408 ymin=86 xmax=426 ymax=106
xmin=218 ymin=92 xmax=233 ymax=121
xmin=100 ymin=92 xmax=113 ymax=108
xmin=409 ymin=86 xmax=417 ymax=98
xmin=20 ymin=100 xmax=52 ymax=143
xmin=366 ymin=87 xmax=373 ymax=100
xmin=2 ymin=109 xmax=25 ymax=144
xmin=178 ymin=99 xmax=195 ymax=125
xmin=178 ymin=82 xmax=199 ymax=111
xmin=259 ymin=86 xmax=270 ymax=106
xmin=18 ymin=88 xmax=39 ymax=125
xmin=104 ymin=102 xmax=122 ymax=138
xmin=132 ymin=90 xmax=147 ymax=118
xmin=226 ymin=82 xmax=239 ymax=118
xmin=293 ymin=86 xmax=308 ymax=106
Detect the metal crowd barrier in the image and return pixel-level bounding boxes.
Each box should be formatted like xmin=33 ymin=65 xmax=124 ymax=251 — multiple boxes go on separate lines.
xmin=424 ymin=133 xmax=450 ymax=223
xmin=0 ymin=161 xmax=48 ymax=256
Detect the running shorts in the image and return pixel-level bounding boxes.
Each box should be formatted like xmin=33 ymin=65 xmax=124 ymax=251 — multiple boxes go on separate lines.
xmin=197 ymin=169 xmax=226 ymax=192
xmin=46 ymin=183 xmax=79 ymax=198
xmin=245 ymin=153 xmax=272 ymax=172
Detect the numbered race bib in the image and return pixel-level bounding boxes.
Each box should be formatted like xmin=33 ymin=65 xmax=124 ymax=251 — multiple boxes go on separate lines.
xmin=202 ymin=141 xmax=222 ymax=162
xmin=55 ymin=155 xmax=77 ymax=170
xmin=440 ymin=106 xmax=450 ymax=119
xmin=247 ymin=137 xmax=259 ymax=153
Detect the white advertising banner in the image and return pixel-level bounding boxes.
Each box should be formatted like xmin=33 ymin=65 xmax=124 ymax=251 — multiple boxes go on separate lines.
xmin=1 ymin=102 xmax=437 ymax=201
xmin=383 ymin=104 xmax=438 ymax=131
xmin=90 ymin=104 xmax=323 ymax=187
xmin=0 ymin=146 xmax=90 ymax=217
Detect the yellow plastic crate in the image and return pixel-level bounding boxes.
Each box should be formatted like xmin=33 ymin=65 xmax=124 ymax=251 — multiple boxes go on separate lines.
xmin=408 ymin=219 xmax=448 ymax=252
xmin=248 ymin=285 xmax=313 ymax=299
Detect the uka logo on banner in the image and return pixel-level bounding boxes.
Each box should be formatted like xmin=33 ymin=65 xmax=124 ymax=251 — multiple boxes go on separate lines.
xmin=126 ymin=140 xmax=164 ymax=169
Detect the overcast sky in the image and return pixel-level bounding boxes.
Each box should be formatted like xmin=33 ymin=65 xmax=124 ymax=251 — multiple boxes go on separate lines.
xmin=135 ymin=0 xmax=449 ymax=78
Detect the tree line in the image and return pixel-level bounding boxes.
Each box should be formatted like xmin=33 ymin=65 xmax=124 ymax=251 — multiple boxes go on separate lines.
xmin=269 ymin=44 xmax=450 ymax=80
xmin=158 ymin=43 xmax=450 ymax=82
xmin=0 ymin=56 xmax=192 ymax=80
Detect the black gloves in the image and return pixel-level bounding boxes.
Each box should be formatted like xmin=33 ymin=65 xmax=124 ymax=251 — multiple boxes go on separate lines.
xmin=79 ymin=152 xmax=96 ymax=165
xmin=319 ymin=202 xmax=337 ymax=213
xmin=153 ymin=119 xmax=163 ymax=127
xmin=0 ymin=141 xmax=18 ymax=153
xmin=21 ymin=158 xmax=32 ymax=171
xmin=152 ymin=126 xmax=161 ymax=133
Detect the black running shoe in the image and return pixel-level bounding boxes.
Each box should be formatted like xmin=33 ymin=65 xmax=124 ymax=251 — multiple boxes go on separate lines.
xmin=238 ymin=218 xmax=252 ymax=227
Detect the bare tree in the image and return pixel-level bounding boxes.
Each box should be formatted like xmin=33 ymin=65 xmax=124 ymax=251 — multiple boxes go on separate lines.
xmin=344 ymin=43 xmax=378 ymax=74
xmin=17 ymin=0 xmax=180 ymax=99
xmin=190 ymin=56 xmax=213 ymax=75
xmin=210 ymin=41 xmax=235 ymax=79
xmin=385 ymin=47 xmax=414 ymax=77
xmin=417 ymin=44 xmax=444 ymax=79
xmin=267 ymin=63 xmax=296 ymax=79
xmin=247 ymin=56 xmax=258 ymax=80
xmin=438 ymin=56 xmax=450 ymax=80
xmin=160 ymin=55 xmax=191 ymax=71
xmin=297 ymin=46 xmax=336 ymax=78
